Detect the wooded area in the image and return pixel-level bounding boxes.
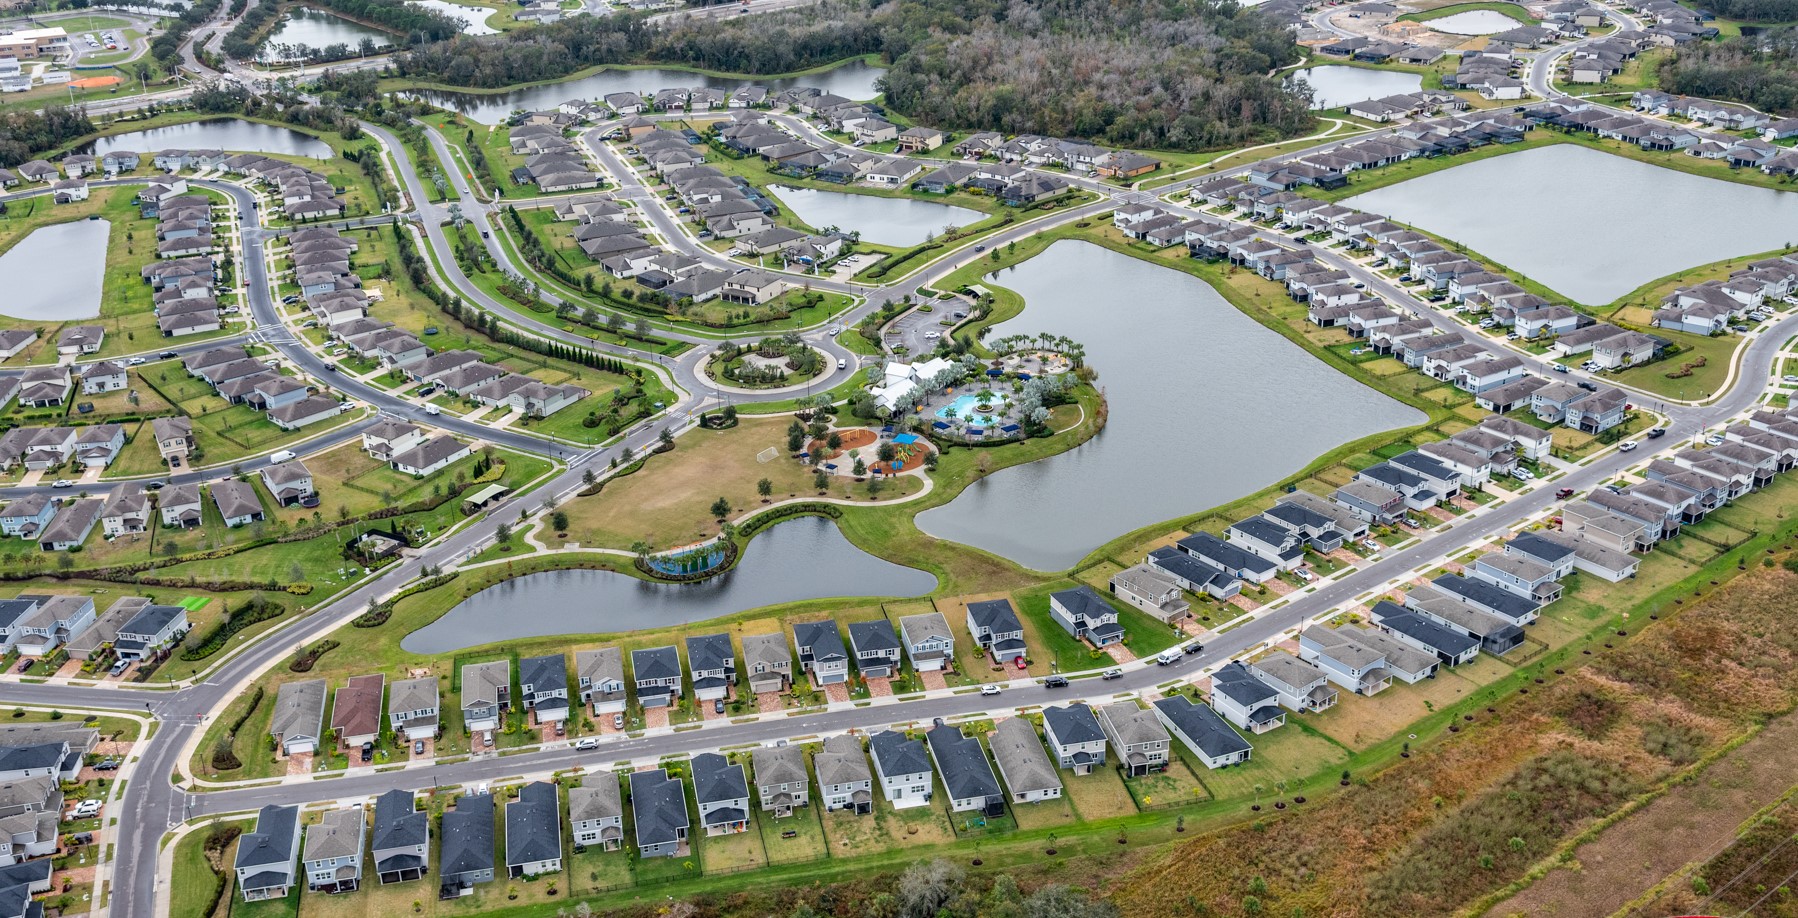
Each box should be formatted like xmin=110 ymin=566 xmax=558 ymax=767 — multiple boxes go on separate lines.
xmin=1660 ymin=27 xmax=1798 ymax=116
xmin=395 ymin=0 xmax=1312 ymax=152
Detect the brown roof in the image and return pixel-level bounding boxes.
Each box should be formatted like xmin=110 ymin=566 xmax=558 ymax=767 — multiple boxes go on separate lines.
xmin=330 ymin=674 xmax=385 ymax=739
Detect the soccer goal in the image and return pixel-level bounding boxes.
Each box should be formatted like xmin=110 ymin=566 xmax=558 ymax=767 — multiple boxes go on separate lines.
xmin=756 ymin=446 xmax=780 ymax=463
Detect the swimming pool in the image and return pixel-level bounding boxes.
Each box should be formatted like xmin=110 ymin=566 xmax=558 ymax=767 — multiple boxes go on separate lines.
xmin=937 ymin=394 xmax=998 ymax=424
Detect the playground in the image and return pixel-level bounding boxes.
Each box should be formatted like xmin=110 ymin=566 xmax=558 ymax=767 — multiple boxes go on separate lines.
xmin=808 ymin=427 xmax=934 ymax=477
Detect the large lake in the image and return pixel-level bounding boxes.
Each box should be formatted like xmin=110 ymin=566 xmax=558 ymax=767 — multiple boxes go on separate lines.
xmin=1344 ymin=144 xmax=1798 ymax=305
xmin=79 ymin=119 xmax=332 ymax=159
xmin=258 ymin=7 xmax=392 ymax=62
xmin=1428 ymin=9 xmax=1526 ymax=33
xmin=771 ymin=185 xmax=985 ymax=247
xmin=1295 ymin=65 xmax=1424 ymax=110
xmin=0 ymin=220 xmax=110 ymax=322
xmin=401 ymin=516 xmax=937 ymax=653
xmin=412 ymin=59 xmax=887 ymax=125
xmin=914 ymin=242 xmax=1425 ymax=572
xmin=407 ymin=0 xmax=496 ymax=35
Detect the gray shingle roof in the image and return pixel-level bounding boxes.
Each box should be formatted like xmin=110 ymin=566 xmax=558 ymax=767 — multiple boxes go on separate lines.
xmin=988 ymin=718 xmax=1060 ymax=797
xmin=505 ymin=782 xmax=562 ymax=868
xmin=815 ymin=735 xmax=870 ymax=788
xmin=926 ymin=726 xmax=999 ymax=802
xmin=568 ymin=779 xmax=622 ymax=824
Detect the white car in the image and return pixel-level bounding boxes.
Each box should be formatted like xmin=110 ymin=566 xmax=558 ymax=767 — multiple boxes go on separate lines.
xmin=1705 ymin=435 xmax=1725 ymax=446
xmin=574 ymin=738 xmax=599 ymax=750
xmin=1362 ymin=538 xmax=1381 ymax=551
xmin=128 ymin=356 xmax=147 ymax=366
xmin=1294 ymin=568 xmax=1314 ymax=582
xmin=1618 ymin=441 xmax=1638 ymax=452
xmin=1512 ymin=468 xmax=1534 ymax=481
xmin=51 ymin=480 xmax=72 ymax=489
xmin=923 ymin=331 xmax=941 ymax=340
xmin=1783 ymin=375 xmax=1798 ymax=383
xmin=979 ymin=684 xmax=1001 ymax=696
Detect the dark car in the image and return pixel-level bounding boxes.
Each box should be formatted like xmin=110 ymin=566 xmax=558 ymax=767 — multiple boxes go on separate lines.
xmin=1556 ymin=487 xmax=1575 ymax=499
xmin=359 ymin=742 xmax=373 ymax=763
xmin=1578 ymin=381 xmax=1598 ymax=391
xmin=159 ymin=351 xmax=179 ymax=359
xmin=714 ymin=698 xmax=725 ymax=714
xmin=143 ymin=480 xmax=166 ymax=491
xmin=1184 ymin=642 xmax=1205 ymax=655
xmin=1646 ymin=428 xmax=1667 ymax=439
xmin=1044 ymin=675 xmax=1069 ymax=688
xmin=15 ymin=660 xmax=31 ymax=674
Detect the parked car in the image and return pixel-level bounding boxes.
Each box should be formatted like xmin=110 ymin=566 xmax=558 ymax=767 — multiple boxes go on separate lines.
xmin=1294 ymin=568 xmax=1314 ymax=582
xmin=1705 ymin=434 xmax=1725 ymax=446
xmin=1362 ymin=538 xmax=1381 ymax=551
xmin=360 ymin=742 xmax=373 ymax=763
xmin=1184 ymin=641 xmax=1205 ymax=655
xmin=143 ymin=480 xmax=166 ymax=491
xmin=1100 ymin=669 xmax=1123 ymax=680
xmin=979 ymin=684 xmax=1002 ymax=696
xmin=1552 ymin=364 xmax=1570 ymax=373
xmin=413 ymin=740 xmax=425 ymax=755
xmin=713 ymin=698 xmax=724 ymax=714
xmin=51 ymin=480 xmax=72 ymax=489
xmin=612 ymin=713 xmax=625 ymax=730
xmin=1513 ymin=468 xmax=1535 ymax=481
xmin=14 ymin=660 xmax=31 ymax=674
xmin=159 ymin=351 xmax=178 ymax=359
xmin=128 ymin=356 xmax=147 ymax=366
xmin=1044 ymin=675 xmax=1069 ymax=688
xmin=575 ymin=738 xmax=599 ymax=750
xmin=109 ymin=660 xmax=129 ymax=677
xmin=1577 ymin=381 xmax=1598 ymax=391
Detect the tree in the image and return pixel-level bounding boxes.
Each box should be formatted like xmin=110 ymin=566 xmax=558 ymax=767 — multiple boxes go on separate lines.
xmin=710 ymin=497 xmax=731 ymax=519
xmin=495 ymin=522 xmax=513 ymax=546
xmin=852 ymin=457 xmax=867 ymax=477
xmin=721 ymin=404 xmax=737 ymax=422
xmin=788 ymin=428 xmax=805 ymax=452
xmin=826 ymin=432 xmax=843 ymax=451
xmin=582 ymin=468 xmax=597 ymax=487
xmin=813 ymin=469 xmax=830 ymax=491
xmin=550 ymin=510 xmax=569 ymax=532
xmin=877 ymin=442 xmax=897 ymax=463
xmin=897 ymin=859 xmax=963 ymax=918
xmin=757 ymin=478 xmax=773 ymax=498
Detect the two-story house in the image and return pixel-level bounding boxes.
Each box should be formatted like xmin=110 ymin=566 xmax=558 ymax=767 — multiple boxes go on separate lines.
xmin=1209 ymin=662 xmax=1287 ymax=733
xmin=751 ymin=744 xmax=810 ymax=817
xmin=460 ymin=661 xmax=511 ymax=734
xmin=847 ymin=619 xmax=903 ymax=678
xmin=1297 ymin=626 xmax=1393 ymax=696
xmin=739 ymin=633 xmax=792 ymax=694
xmin=234 ymin=805 xmax=302 ymax=901
xmin=868 ymin=729 xmax=933 ymax=809
xmin=575 ymin=648 xmax=628 ymax=715
xmin=303 ymin=805 xmax=365 ymax=893
xmin=111 ymin=603 xmax=186 ymax=661
xmin=815 ymin=734 xmax=873 ymax=814
xmin=1048 ymin=586 xmax=1125 ymax=647
xmin=692 ymin=752 xmax=751 ymax=835
xmin=387 ymin=676 xmax=439 ymax=743
xmin=270 ymin=679 xmax=326 ymax=756
xmin=1041 ymin=704 xmax=1108 ymax=774
xmin=684 ymin=633 xmax=736 ymax=702
xmin=792 ymin=621 xmax=849 ymax=686
xmin=329 ymin=674 xmax=385 ymax=750
xmin=631 ymin=646 xmax=682 ymax=708
xmin=439 ymin=793 xmax=496 ymax=896
xmin=1098 ymin=702 xmax=1172 ymax=778
xmin=371 ymin=789 xmax=428 ymax=884
xmin=966 ymin=599 xmax=1027 ymax=666
xmin=898 ymin=612 xmax=954 ymax=672
xmin=1108 ymin=564 xmax=1191 ymax=624
xmin=1249 ymin=653 xmax=1339 ymax=714
xmin=518 ymin=654 xmax=570 ymax=725
xmin=569 ymin=778 xmax=624 ymax=851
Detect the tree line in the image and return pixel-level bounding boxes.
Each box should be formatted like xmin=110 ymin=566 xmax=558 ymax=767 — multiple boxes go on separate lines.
xmin=1659 ymin=27 xmax=1798 ymax=116
xmin=1697 ymin=0 xmax=1798 ymax=21
xmin=0 ymin=106 xmax=94 ymax=168
xmin=393 ymin=0 xmax=1307 ymax=151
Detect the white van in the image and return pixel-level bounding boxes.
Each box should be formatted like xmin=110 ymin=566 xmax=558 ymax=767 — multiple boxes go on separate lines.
xmin=1156 ymin=649 xmax=1183 ymax=666
xmin=269 ymin=450 xmax=296 ymax=464
xmin=424 ymin=404 xmax=441 ymax=416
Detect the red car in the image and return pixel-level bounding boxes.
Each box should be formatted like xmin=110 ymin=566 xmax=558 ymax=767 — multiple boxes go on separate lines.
xmin=1556 ymin=488 xmax=1575 ymax=499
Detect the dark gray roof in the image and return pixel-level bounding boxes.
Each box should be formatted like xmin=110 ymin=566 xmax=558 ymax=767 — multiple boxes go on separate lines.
xmin=792 ymin=621 xmax=846 ymax=661
xmin=692 ymin=752 xmax=748 ymax=804
xmin=1369 ymin=603 xmax=1481 ymax=657
xmin=1507 ymin=532 xmax=1576 ymax=566
xmin=632 ymin=646 xmax=681 ymax=682
xmin=1262 ymin=502 xmax=1332 ymax=531
xmin=1042 ymin=704 xmax=1105 ymax=747
xmin=1210 ymin=662 xmax=1279 ymax=709
xmin=1049 ymin=585 xmax=1113 ymax=623
xmin=966 ymin=599 xmax=1021 ymax=634
xmin=926 ymin=726 xmax=1000 ymax=802
xmin=373 ymin=788 xmax=427 ymax=852
xmin=1147 ymin=546 xmax=1236 ymax=591
xmin=684 ymin=633 xmax=733 ymax=673
xmin=1431 ymin=574 xmax=1540 ymax=622
xmin=847 ymin=619 xmax=900 ymax=654
xmin=0 ymin=743 xmax=66 ymax=774
xmin=440 ymin=794 xmax=495 ymax=877
xmin=505 ymin=782 xmax=562 ymax=867
xmin=628 ymin=770 xmax=689 ymax=847
xmin=1177 ymin=531 xmax=1278 ymax=575
xmin=519 ymin=654 xmax=566 ymax=696
xmin=1154 ymin=695 xmax=1252 ymax=760
xmin=1228 ymin=516 xmax=1292 ymax=546
xmin=119 ymin=604 xmax=184 ymax=639
xmin=869 ymin=730 xmax=930 ymax=778
xmin=234 ymin=804 xmax=299 ymax=872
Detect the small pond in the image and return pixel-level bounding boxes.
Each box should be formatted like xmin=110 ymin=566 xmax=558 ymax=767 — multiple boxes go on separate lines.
xmin=914 ymin=241 xmax=1425 ymax=572
xmin=406 ymin=0 xmax=496 ymax=35
xmin=0 ymin=220 xmax=110 ymax=322
xmin=1343 ymin=143 xmax=1798 ymax=305
xmin=258 ymin=7 xmax=393 ymax=62
xmin=1427 ymin=9 xmax=1526 ymax=33
xmin=1293 ymin=65 xmax=1425 ymax=110
xmin=400 ymin=516 xmax=937 ymax=654
xmin=411 ymin=58 xmax=887 ymax=124
xmin=770 ymin=185 xmax=985 ymax=247
xmin=79 ymin=118 xmax=333 ymax=159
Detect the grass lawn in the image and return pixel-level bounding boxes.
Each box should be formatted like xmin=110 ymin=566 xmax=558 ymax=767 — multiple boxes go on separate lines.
xmin=820 ymin=791 xmax=956 ymax=854
xmin=757 ymin=804 xmax=830 ymax=865
xmin=1062 ymin=766 xmax=1140 ymax=821
xmin=551 ymin=416 xmax=927 ymax=551
xmin=1008 ymin=791 xmax=1081 ymax=831
xmin=1398 ymin=1 xmax=1537 ymax=23
xmin=1122 ymin=755 xmax=1213 ymax=812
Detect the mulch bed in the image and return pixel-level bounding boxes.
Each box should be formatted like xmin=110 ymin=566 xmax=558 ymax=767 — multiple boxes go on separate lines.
xmin=807 ymin=427 xmax=878 ymax=460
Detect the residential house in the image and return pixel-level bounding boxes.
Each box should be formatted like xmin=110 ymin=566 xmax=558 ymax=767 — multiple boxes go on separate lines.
xmin=460 ymin=661 xmax=511 ymax=734
xmin=1297 ymin=626 xmax=1394 ymax=696
xmin=439 ymin=793 xmax=496 ymax=897
xmin=569 ymin=778 xmax=624 ymax=851
xmin=1153 ymin=695 xmax=1252 ymax=769
xmin=519 ymin=654 xmax=570 ymax=724
xmin=684 ymin=633 xmax=736 ymax=701
xmin=1249 ymin=653 xmax=1338 ymax=713
xmin=925 ymin=726 xmax=1004 ymax=816
xmin=158 ymin=484 xmax=202 ymax=529
xmin=791 ymin=621 xmax=848 ymax=686
xmin=303 ymin=806 xmax=365 ymax=893
xmin=898 ymin=612 xmax=954 ymax=672
xmin=1041 ymin=704 xmax=1108 ymax=774
xmin=211 ymin=479 xmax=264 ymax=527
xmin=631 ymin=646 xmax=682 ymax=708
xmin=692 ymin=752 xmax=751 ymax=835
xmin=1098 ymin=702 xmax=1172 ymax=777
xmin=627 ymin=770 xmax=689 ymax=858
xmin=234 ymin=805 xmax=302 ymax=901
xmin=739 ymin=633 xmax=792 ymax=694
xmin=1108 ymin=563 xmax=1191 ymax=623
xmin=259 ymin=461 xmax=315 ymax=507
xmin=847 ymin=619 xmax=902 ymax=678
xmin=574 ymin=648 xmax=628 ymax=715
xmin=98 ymin=485 xmax=149 ymax=538
xmin=387 ymin=676 xmax=439 ymax=742
xmin=1368 ymin=603 xmax=1481 ymax=666
xmin=150 ymin=416 xmax=194 ymax=467
xmin=505 ymin=783 xmax=563 ymax=878
xmin=869 ymin=730 xmax=934 ymax=809
xmin=751 ymin=744 xmax=810 ymax=817
xmin=1048 ymin=585 xmax=1125 ymax=647
xmin=371 ymin=789 xmax=429 ymax=884
xmin=988 ymin=717 xmax=1062 ymax=804
xmin=390 ymin=436 xmax=472 ymax=477
xmin=1208 ymin=662 xmax=1289 ymax=733
xmin=270 ymin=679 xmax=327 ymax=756
xmin=815 ymin=734 xmax=874 ymax=814
xmin=965 ymin=599 xmax=1026 ymax=666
